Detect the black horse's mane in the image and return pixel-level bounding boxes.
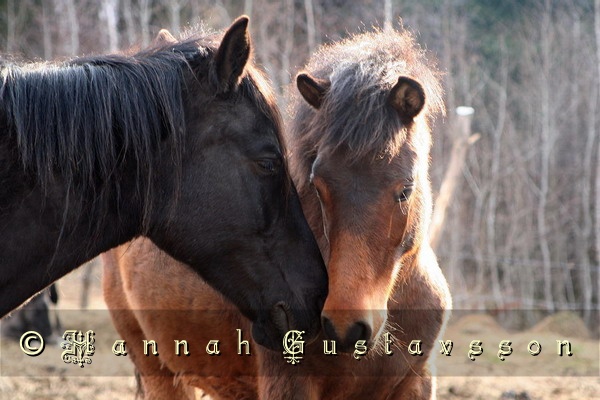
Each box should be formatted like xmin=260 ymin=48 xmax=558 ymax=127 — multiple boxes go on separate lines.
xmin=0 ymin=28 xmax=281 ymax=229
xmin=0 ymin=40 xmax=197 ymax=194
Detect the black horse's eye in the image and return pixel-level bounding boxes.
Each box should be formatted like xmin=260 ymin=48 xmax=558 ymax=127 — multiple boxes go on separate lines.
xmin=257 ymin=158 xmax=281 ymax=175
xmin=396 ymin=186 xmax=413 ymax=203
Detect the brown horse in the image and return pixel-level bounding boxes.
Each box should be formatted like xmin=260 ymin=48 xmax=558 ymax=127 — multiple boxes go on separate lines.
xmin=103 ymin=27 xmax=451 ymax=399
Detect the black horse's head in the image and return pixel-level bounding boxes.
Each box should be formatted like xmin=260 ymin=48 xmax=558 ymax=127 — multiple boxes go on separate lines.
xmin=147 ymin=18 xmax=327 ymax=348
xmin=0 ymin=17 xmax=326 ymax=350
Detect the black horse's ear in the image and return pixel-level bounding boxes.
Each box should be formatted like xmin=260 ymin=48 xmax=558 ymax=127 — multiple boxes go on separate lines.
xmin=389 ymin=77 xmax=425 ymax=121
xmin=215 ymin=16 xmax=251 ymax=91
xmin=153 ymin=29 xmax=177 ymax=46
xmin=297 ymin=72 xmax=330 ymax=109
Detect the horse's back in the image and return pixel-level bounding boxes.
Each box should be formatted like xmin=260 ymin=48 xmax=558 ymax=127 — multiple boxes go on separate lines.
xmin=104 ymin=239 xmax=214 ymax=310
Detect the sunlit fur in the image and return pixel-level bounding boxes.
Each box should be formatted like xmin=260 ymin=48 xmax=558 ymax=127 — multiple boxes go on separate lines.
xmin=103 ymin=27 xmax=451 ymax=399
xmin=267 ymin=27 xmax=452 ymax=399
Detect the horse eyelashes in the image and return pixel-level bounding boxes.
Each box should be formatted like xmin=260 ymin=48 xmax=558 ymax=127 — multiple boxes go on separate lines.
xmin=396 ymin=188 xmax=412 ymax=216
xmin=395 ymin=186 xmax=413 ymax=204
xmin=403 ymin=186 xmax=414 ymax=201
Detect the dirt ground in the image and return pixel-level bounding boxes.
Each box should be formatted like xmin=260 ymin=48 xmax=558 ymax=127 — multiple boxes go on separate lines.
xmin=1 ymin=264 xmax=598 ymax=400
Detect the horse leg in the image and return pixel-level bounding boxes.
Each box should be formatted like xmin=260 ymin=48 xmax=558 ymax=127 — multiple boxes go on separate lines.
xmin=102 ymin=251 xmax=195 ymax=400
xmin=257 ymin=375 xmax=317 ymax=400
xmin=256 ymin=350 xmax=318 ymax=400
xmin=388 ymin=368 xmax=435 ymax=400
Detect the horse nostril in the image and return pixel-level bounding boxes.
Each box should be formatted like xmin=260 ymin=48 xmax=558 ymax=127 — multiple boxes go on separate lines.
xmin=346 ymin=321 xmax=372 ymax=345
xmin=271 ymin=302 xmax=291 ymax=334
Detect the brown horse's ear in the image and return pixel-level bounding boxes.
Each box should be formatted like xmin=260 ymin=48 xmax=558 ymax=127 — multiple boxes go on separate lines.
xmin=215 ymin=16 xmax=251 ymax=91
xmin=153 ymin=29 xmax=177 ymax=46
xmin=389 ymin=77 xmax=425 ymax=120
xmin=297 ymin=72 xmax=330 ymax=109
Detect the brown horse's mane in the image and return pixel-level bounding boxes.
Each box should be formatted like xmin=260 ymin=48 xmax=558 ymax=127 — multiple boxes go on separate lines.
xmin=288 ymin=28 xmax=444 ymax=163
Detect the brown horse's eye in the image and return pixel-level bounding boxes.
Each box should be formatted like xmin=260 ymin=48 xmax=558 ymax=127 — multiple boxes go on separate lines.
xmin=395 ymin=186 xmax=413 ymax=203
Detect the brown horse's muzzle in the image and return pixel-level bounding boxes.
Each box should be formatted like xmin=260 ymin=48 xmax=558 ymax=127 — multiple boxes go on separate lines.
xmin=320 ymin=292 xmax=388 ymax=352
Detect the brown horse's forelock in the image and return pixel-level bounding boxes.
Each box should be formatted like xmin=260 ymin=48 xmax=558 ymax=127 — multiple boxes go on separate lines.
xmin=290 ymin=29 xmax=445 ymax=164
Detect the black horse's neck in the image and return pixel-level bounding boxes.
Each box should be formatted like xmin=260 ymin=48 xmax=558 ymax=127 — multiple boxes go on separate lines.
xmin=0 ymin=166 xmax=141 ymax=316
xmin=0 ymin=50 xmax=188 ymax=316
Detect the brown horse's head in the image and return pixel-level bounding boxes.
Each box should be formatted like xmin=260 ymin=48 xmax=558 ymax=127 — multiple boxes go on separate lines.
xmin=287 ymin=30 xmax=444 ymax=351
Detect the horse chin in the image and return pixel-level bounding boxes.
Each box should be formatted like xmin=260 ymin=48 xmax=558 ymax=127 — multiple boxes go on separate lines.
xmin=251 ymin=321 xmax=282 ymax=351
xmin=251 ymin=311 xmax=322 ymax=352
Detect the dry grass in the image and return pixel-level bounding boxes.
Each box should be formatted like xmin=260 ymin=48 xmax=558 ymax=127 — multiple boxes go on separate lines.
xmin=1 ymin=264 xmax=598 ymax=399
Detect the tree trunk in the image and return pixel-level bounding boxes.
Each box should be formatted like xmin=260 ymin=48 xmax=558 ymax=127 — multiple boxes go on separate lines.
xmin=574 ymin=12 xmax=594 ymax=324
xmin=169 ymin=0 xmax=182 ymax=36
xmin=101 ymin=0 xmax=120 ymax=52
xmin=538 ymin=1 xmax=554 ymax=312
xmin=279 ymin=0 xmax=295 ymax=105
xmin=384 ymin=0 xmax=392 ymax=31
xmin=594 ymin=0 xmax=600 ymax=327
xmin=486 ymin=37 xmax=508 ymax=309
xmin=6 ymin=0 xmax=16 ymax=53
xmin=79 ymin=259 xmax=96 ymax=309
xmin=122 ymin=0 xmax=137 ymax=46
xmin=139 ymin=0 xmax=152 ymax=47
xmin=41 ymin=1 xmax=53 ymax=59
xmin=430 ymin=107 xmax=477 ymax=250
xmin=66 ymin=0 xmax=79 ymax=55
xmin=304 ymin=0 xmax=316 ymax=54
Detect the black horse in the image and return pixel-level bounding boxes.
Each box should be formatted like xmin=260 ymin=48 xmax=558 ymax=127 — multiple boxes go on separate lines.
xmin=0 ymin=17 xmax=327 ymax=350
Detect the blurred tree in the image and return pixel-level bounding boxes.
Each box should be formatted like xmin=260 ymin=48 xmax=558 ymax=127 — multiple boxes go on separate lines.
xmin=0 ymin=0 xmax=597 ymax=331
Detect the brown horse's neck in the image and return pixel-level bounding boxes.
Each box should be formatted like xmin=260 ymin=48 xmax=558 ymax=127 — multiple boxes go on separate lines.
xmin=391 ymin=242 xmax=450 ymax=312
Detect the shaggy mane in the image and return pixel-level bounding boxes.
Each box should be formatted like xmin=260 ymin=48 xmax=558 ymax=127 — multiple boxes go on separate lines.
xmin=290 ymin=28 xmax=444 ymax=161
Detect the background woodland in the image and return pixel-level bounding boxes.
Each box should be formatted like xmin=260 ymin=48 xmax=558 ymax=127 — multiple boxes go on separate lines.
xmin=1 ymin=0 xmax=598 ymax=332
